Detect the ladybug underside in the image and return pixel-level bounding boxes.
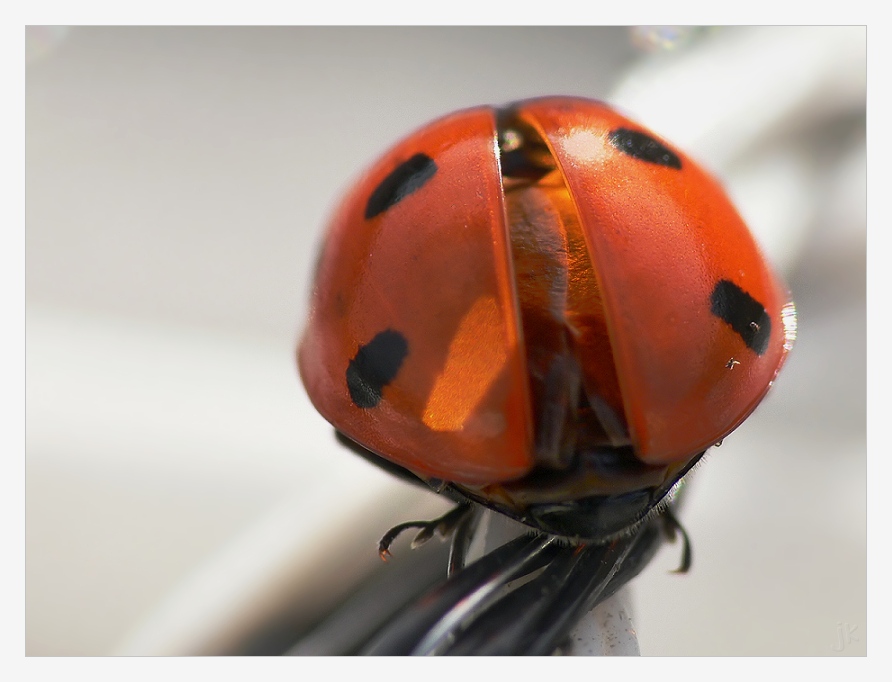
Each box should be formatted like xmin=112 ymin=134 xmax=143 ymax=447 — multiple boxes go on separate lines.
xmin=338 ymin=428 xmax=702 ymax=540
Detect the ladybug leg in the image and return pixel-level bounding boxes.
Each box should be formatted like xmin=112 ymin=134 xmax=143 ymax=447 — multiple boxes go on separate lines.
xmin=378 ymin=503 xmax=473 ymax=561
xmin=447 ymin=505 xmax=481 ymax=578
xmin=660 ymin=506 xmax=693 ymax=574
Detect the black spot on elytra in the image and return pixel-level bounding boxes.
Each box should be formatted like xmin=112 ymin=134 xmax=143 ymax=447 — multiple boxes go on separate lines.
xmin=364 ymin=153 xmax=437 ymax=219
xmin=346 ymin=330 xmax=409 ymax=408
xmin=608 ymin=128 xmax=682 ymax=170
xmin=710 ymin=280 xmax=771 ymax=355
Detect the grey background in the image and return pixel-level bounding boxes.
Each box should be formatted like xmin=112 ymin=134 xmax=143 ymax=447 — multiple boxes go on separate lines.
xmin=26 ymin=26 xmax=866 ymax=656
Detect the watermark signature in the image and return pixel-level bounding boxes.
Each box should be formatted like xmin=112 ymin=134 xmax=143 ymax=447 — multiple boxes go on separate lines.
xmin=831 ymin=622 xmax=859 ymax=652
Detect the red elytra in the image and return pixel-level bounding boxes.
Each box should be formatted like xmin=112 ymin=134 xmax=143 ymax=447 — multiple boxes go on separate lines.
xmin=298 ymin=96 xmax=795 ymax=490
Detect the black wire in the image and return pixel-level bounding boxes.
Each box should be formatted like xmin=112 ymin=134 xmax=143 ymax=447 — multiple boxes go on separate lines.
xmin=363 ymin=518 xmax=666 ymax=655
xmin=288 ymin=505 xmax=671 ymax=656
xmin=439 ymin=519 xmax=663 ymax=655
xmin=519 ymin=537 xmax=641 ymax=655
xmin=361 ymin=533 xmax=559 ymax=655
xmin=439 ymin=540 xmax=591 ymax=655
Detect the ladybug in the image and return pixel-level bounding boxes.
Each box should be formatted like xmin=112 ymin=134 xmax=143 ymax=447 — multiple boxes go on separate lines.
xmin=298 ymin=96 xmax=796 ymax=543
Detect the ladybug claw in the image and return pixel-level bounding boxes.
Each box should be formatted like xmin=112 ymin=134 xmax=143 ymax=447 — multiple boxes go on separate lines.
xmin=411 ymin=525 xmax=436 ymax=549
xmin=377 ymin=520 xmax=423 ymax=561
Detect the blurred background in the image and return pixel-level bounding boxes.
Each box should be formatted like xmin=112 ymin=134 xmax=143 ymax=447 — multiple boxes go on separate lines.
xmin=26 ymin=26 xmax=865 ymax=656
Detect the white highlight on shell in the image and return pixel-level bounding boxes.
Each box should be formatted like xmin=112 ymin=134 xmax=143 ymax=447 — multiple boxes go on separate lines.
xmin=781 ymin=301 xmax=798 ymax=352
